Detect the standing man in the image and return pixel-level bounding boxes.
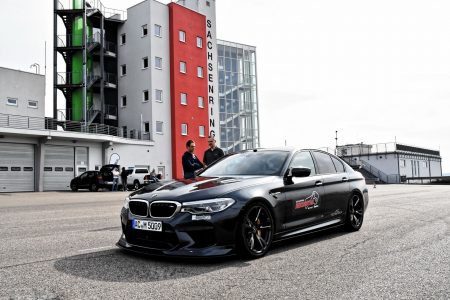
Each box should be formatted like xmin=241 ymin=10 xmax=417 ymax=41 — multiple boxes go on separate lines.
xmin=182 ymin=140 xmax=204 ymax=179
xmin=120 ymin=167 xmax=128 ymax=191
xmin=112 ymin=167 xmax=120 ymax=191
xmin=203 ymin=136 xmax=224 ymax=167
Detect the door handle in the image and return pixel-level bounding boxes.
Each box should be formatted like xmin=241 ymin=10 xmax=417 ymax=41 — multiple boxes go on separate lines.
xmin=342 ymin=177 xmax=348 ymax=182
xmin=315 ymin=181 xmax=323 ymax=186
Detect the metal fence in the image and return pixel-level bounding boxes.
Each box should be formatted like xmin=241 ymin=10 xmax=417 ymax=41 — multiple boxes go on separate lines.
xmin=0 ymin=113 xmax=149 ymax=141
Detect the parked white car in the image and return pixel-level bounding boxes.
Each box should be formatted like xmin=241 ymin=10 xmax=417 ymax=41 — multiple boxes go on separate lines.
xmin=126 ymin=167 xmax=150 ymax=190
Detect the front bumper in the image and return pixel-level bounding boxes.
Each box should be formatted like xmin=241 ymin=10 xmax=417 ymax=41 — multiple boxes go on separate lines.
xmin=117 ymin=205 xmax=241 ymax=257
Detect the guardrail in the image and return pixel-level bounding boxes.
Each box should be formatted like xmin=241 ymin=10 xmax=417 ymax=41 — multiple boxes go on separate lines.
xmin=0 ymin=113 xmax=149 ymax=141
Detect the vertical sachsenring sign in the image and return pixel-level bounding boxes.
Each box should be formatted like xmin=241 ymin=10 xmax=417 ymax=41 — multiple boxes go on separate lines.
xmin=205 ymin=3 xmax=219 ymax=144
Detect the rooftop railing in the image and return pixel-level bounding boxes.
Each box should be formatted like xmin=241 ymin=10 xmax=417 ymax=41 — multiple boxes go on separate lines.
xmin=0 ymin=112 xmax=149 ymax=141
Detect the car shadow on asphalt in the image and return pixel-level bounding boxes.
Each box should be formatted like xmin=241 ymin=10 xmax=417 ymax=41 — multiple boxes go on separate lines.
xmin=53 ymin=227 xmax=348 ymax=283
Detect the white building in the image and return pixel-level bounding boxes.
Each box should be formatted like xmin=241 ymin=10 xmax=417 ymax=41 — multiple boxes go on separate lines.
xmin=337 ymin=142 xmax=442 ymax=183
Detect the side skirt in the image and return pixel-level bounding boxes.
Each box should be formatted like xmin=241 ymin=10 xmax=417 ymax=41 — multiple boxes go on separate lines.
xmin=275 ymin=218 xmax=343 ymax=240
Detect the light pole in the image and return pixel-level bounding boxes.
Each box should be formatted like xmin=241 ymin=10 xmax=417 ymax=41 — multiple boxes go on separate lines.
xmin=335 ymin=130 xmax=338 ymax=155
xmin=30 ymin=63 xmax=40 ymax=74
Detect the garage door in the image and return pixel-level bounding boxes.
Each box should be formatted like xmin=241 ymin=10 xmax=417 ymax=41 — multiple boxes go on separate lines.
xmin=43 ymin=146 xmax=75 ymax=191
xmin=0 ymin=143 xmax=35 ymax=192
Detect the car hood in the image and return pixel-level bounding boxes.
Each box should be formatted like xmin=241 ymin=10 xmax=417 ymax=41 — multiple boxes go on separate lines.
xmin=130 ymin=175 xmax=276 ymax=202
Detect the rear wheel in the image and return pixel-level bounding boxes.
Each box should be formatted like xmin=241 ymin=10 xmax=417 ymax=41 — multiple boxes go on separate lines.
xmin=89 ymin=183 xmax=98 ymax=192
xmin=345 ymin=193 xmax=364 ymax=231
xmin=236 ymin=202 xmax=274 ymax=259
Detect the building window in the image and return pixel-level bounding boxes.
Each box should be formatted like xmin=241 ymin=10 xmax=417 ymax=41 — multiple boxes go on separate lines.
xmin=196 ymin=36 xmax=203 ymax=48
xmin=197 ymin=66 xmax=204 ymax=78
xmin=199 ymin=125 xmax=205 ymax=137
xmin=155 ymin=89 xmax=163 ymax=102
xmin=156 ymin=121 xmax=163 ymax=134
xmin=143 ymin=90 xmax=149 ymax=102
xmin=154 ymin=24 xmax=162 ymax=37
xmin=181 ymin=123 xmax=188 ymax=135
xmin=198 ymin=96 xmax=204 ymax=108
xmin=121 ymin=64 xmax=126 ymax=76
xmin=179 ymin=30 xmax=186 ymax=42
xmin=121 ymin=95 xmax=127 ymax=107
xmin=400 ymin=159 xmax=406 ymax=167
xmin=144 ymin=122 xmax=150 ymax=133
xmin=28 ymin=100 xmax=38 ymax=108
xmin=6 ymin=98 xmax=18 ymax=106
xmin=180 ymin=93 xmax=187 ymax=105
xmin=142 ymin=24 xmax=148 ymax=37
xmin=122 ymin=126 xmax=127 ymax=138
xmin=142 ymin=57 xmax=149 ymax=69
xmin=180 ymin=61 xmax=186 ymax=73
xmin=155 ymin=57 xmax=162 ymax=69
xmin=120 ymin=33 xmax=126 ymax=45
xmin=206 ymin=1 xmax=210 ymax=6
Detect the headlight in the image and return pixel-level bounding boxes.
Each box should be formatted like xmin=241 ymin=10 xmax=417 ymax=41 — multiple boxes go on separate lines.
xmin=123 ymin=196 xmax=130 ymax=209
xmin=181 ymin=198 xmax=235 ymax=214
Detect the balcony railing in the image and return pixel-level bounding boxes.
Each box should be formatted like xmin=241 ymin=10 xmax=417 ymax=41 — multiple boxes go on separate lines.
xmin=104 ymin=73 xmax=117 ymax=86
xmin=57 ymin=72 xmax=83 ymax=86
xmin=57 ymin=0 xmax=127 ymax=20
xmin=0 ymin=112 xmax=150 ymax=141
xmin=56 ymin=34 xmax=83 ymax=48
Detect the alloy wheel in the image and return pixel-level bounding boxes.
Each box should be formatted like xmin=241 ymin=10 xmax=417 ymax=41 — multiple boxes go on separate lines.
xmin=348 ymin=194 xmax=364 ymax=229
xmin=242 ymin=204 xmax=273 ymax=256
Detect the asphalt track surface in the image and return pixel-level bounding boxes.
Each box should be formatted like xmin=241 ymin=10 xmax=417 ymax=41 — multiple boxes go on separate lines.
xmin=0 ymin=185 xmax=449 ymax=299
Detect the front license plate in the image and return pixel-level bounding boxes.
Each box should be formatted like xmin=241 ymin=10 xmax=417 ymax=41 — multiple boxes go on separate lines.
xmin=132 ymin=219 xmax=162 ymax=232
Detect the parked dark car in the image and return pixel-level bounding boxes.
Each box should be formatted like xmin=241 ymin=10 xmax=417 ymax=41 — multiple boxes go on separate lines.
xmin=98 ymin=164 xmax=121 ymax=190
xmin=70 ymin=171 xmax=102 ymax=192
xmin=118 ymin=148 xmax=369 ymax=258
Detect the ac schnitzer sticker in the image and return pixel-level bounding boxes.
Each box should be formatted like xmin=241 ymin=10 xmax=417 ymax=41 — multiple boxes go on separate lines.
xmin=295 ymin=191 xmax=320 ymax=210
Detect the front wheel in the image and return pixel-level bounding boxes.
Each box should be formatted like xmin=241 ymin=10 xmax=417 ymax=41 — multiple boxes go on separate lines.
xmin=70 ymin=182 xmax=78 ymax=192
xmin=344 ymin=193 xmax=364 ymax=231
xmin=236 ymin=202 xmax=274 ymax=259
xmin=133 ymin=180 xmax=140 ymax=190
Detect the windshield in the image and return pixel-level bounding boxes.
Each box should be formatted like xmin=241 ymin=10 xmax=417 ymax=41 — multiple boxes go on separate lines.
xmin=200 ymin=150 xmax=290 ymax=176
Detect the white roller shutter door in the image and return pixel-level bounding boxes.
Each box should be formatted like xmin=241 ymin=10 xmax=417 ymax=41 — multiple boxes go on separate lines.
xmin=43 ymin=146 xmax=75 ymax=191
xmin=0 ymin=143 xmax=35 ymax=192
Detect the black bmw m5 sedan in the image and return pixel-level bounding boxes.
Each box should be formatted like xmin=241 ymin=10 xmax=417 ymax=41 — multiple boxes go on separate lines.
xmin=117 ymin=148 xmax=369 ymax=258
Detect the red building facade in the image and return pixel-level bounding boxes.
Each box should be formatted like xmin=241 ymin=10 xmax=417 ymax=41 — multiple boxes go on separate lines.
xmin=169 ymin=3 xmax=209 ymax=179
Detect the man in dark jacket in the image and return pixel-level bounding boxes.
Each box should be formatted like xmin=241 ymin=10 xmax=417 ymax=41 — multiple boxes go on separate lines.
xmin=203 ymin=137 xmax=224 ymax=167
xmin=182 ymin=140 xmax=204 ymax=179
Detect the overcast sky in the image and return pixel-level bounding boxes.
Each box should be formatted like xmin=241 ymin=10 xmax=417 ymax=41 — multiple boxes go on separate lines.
xmin=1 ymin=0 xmax=449 ymax=173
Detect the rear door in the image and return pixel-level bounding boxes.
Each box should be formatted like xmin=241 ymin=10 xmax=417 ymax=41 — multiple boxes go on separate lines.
xmin=312 ymin=151 xmax=350 ymax=219
xmin=281 ymin=151 xmax=325 ymax=230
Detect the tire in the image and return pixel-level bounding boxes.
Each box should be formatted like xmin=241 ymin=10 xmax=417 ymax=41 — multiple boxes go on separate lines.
xmin=89 ymin=183 xmax=98 ymax=192
xmin=236 ymin=202 xmax=274 ymax=259
xmin=133 ymin=180 xmax=140 ymax=190
xmin=344 ymin=193 xmax=364 ymax=231
xmin=70 ymin=182 xmax=78 ymax=192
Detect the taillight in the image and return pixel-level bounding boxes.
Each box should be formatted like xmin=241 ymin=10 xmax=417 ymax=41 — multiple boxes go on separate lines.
xmin=144 ymin=175 xmax=149 ymax=180
xmin=97 ymin=175 xmax=102 ymax=180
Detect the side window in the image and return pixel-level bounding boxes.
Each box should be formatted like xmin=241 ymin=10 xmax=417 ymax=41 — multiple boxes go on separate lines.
xmin=331 ymin=156 xmax=345 ymax=173
xmin=312 ymin=151 xmax=337 ymax=174
xmin=80 ymin=172 xmax=88 ymax=179
xmin=136 ymin=169 xmax=148 ymax=174
xmin=289 ymin=151 xmax=316 ymax=176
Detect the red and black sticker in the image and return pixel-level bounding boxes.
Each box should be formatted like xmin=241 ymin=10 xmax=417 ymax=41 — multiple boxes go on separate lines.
xmin=295 ymin=191 xmax=320 ymax=210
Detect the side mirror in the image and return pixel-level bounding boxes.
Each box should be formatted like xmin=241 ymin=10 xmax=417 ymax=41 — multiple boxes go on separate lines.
xmin=291 ymin=167 xmax=311 ymax=178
